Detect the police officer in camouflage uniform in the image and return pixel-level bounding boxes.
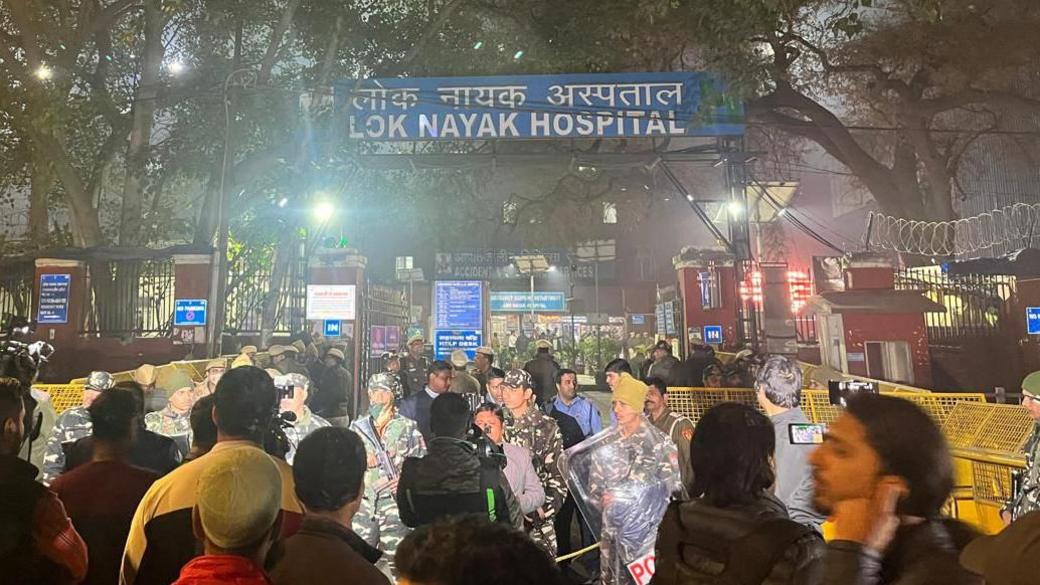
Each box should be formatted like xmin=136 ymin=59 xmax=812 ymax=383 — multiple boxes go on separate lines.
xmin=144 ymin=385 xmax=195 ymax=458
xmin=587 ymin=373 xmax=680 ymax=584
xmin=351 ymin=372 xmax=425 ymax=572
xmin=1008 ymin=371 xmax=1040 ymax=521
xmin=500 ymin=369 xmax=567 ymax=557
xmin=277 ymin=373 xmax=332 ymax=464
xmin=41 ymin=371 xmax=115 ymax=484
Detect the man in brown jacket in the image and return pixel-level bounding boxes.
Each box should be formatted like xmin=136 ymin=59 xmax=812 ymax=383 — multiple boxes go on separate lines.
xmin=268 ymin=427 xmax=390 ymax=585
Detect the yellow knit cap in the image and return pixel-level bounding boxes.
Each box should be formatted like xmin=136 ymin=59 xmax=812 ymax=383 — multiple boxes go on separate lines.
xmin=613 ymin=373 xmax=648 ymax=412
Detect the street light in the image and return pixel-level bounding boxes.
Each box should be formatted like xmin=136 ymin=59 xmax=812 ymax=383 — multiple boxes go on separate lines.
xmin=513 ymin=254 xmax=551 ymax=334
xmin=34 ymin=65 xmax=52 ymax=80
xmin=168 ymin=61 xmax=186 ymax=75
xmin=312 ymin=200 xmax=335 ymax=222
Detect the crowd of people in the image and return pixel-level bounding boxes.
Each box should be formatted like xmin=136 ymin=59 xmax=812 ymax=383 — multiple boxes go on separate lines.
xmin=2 ymin=332 xmax=1038 ymax=585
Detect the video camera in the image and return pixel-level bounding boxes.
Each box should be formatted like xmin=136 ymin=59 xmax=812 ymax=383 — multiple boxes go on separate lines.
xmin=828 ymin=379 xmax=879 ymax=406
xmin=265 ymin=375 xmax=302 ymax=460
xmin=0 ymin=313 xmax=34 ymax=339
xmin=468 ymin=423 xmax=507 ymax=469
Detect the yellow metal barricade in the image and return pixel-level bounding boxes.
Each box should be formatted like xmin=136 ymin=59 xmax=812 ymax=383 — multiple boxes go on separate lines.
xmin=35 ymin=384 xmax=87 ymax=414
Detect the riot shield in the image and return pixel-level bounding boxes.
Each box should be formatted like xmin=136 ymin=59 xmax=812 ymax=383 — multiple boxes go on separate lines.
xmin=559 ymin=421 xmax=681 ymax=585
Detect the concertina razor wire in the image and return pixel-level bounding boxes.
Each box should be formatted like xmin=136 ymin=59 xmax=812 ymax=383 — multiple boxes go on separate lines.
xmin=865 ymin=203 xmax=1040 ymax=257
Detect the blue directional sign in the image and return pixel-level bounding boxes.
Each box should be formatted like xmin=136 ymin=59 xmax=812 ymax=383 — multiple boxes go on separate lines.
xmin=433 ymin=330 xmax=483 ymax=360
xmin=37 ymin=274 xmax=71 ymax=325
xmin=324 ymin=319 xmax=342 ymax=338
xmin=490 ymin=291 xmax=567 ymax=313
xmin=1028 ymin=307 xmax=1040 ymax=335
xmin=174 ymin=299 xmax=208 ymax=327
xmin=703 ymin=325 xmax=724 ymax=344
xmin=631 ymin=314 xmax=646 ymax=326
xmin=434 ymin=281 xmax=484 ymax=330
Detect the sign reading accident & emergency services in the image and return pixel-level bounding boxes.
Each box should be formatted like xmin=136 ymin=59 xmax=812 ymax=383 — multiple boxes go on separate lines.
xmin=339 ymin=73 xmax=743 ymax=140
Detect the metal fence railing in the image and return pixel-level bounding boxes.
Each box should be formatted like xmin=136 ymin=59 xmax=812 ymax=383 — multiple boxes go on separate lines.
xmin=223 ymin=248 xmax=306 ymax=336
xmin=795 ymin=314 xmax=817 ymax=345
xmin=894 ymin=268 xmax=1014 ymax=345
xmin=83 ymin=258 xmax=175 ymax=337
xmin=0 ymin=260 xmax=35 ymax=322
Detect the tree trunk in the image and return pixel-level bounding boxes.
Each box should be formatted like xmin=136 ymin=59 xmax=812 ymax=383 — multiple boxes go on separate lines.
xmin=119 ymin=0 xmax=165 ymax=247
xmin=29 ymin=129 xmax=103 ymax=247
xmin=29 ymin=157 xmax=53 ymax=248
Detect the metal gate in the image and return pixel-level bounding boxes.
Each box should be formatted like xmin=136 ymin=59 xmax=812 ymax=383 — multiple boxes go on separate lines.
xmin=894 ymin=267 xmax=1014 ymax=346
xmin=358 ymin=280 xmax=409 ymax=392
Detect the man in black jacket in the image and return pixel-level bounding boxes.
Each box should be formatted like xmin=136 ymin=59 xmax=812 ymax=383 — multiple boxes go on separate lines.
xmin=523 ymin=340 xmax=560 ymax=407
xmin=396 ymin=393 xmax=522 ymax=530
xmin=0 ymin=377 xmax=88 ymax=584
xmin=810 ymin=393 xmax=981 ymax=585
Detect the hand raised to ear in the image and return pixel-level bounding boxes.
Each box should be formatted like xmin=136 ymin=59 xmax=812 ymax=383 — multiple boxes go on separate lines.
xmin=830 ymin=477 xmax=907 ymax=552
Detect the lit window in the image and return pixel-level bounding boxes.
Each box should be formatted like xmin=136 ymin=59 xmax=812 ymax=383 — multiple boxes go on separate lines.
xmin=602 ymin=202 xmax=618 ymax=224
xmin=395 ymin=256 xmax=413 ymax=271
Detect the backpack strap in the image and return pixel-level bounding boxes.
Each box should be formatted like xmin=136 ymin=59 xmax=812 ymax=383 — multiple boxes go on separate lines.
xmin=720 ymin=518 xmax=812 ymax=585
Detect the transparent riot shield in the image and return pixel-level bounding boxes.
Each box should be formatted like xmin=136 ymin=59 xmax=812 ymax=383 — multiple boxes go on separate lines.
xmin=559 ymin=421 xmax=681 ymax=585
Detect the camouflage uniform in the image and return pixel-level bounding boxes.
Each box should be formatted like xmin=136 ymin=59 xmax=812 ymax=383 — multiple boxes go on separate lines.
xmin=588 ymin=420 xmax=680 ymax=584
xmin=41 ymin=406 xmax=93 ymax=485
xmin=284 ymin=407 xmax=332 ymax=464
xmin=144 ymin=406 xmax=193 ymax=458
xmin=351 ymin=411 xmax=425 ymax=572
xmin=504 ymin=406 xmax=567 ymax=557
xmin=1011 ymin=422 xmax=1040 ymax=519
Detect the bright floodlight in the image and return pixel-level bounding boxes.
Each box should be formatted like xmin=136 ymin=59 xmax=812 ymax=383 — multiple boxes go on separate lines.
xmin=34 ymin=65 xmax=52 ymax=80
xmin=547 ymin=265 xmax=558 ymax=272
xmin=727 ymin=200 xmax=744 ymax=217
xmin=312 ymin=200 xmax=334 ymax=221
xmin=168 ymin=61 xmax=185 ymax=75
xmin=277 ymin=197 xmax=288 ymax=208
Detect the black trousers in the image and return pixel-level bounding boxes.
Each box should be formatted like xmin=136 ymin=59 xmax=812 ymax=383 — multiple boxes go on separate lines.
xmin=554 ymin=494 xmax=598 ymax=570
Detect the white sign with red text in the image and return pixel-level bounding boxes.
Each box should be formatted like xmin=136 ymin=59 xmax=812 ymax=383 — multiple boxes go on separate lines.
xmin=306 ymin=285 xmax=357 ymax=321
xmin=627 ymin=553 xmax=656 ymax=585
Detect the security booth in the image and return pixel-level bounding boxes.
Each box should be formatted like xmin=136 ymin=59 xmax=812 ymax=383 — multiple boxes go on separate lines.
xmin=802 ymin=255 xmax=945 ymax=388
xmin=673 ymin=247 xmax=741 ymax=352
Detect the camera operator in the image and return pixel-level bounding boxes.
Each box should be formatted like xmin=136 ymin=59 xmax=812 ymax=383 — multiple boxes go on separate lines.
xmin=0 ymin=376 xmax=88 ymax=585
xmin=1 ymin=336 xmax=56 ymax=478
xmin=755 ymin=355 xmax=826 ymax=534
xmin=474 ymin=403 xmax=546 ymax=516
xmin=396 ymin=393 xmax=523 ymax=530
xmin=120 ymin=366 xmax=303 ymax=585
xmin=275 ymin=373 xmax=331 ymax=464
xmin=41 ymin=370 xmax=115 ymax=484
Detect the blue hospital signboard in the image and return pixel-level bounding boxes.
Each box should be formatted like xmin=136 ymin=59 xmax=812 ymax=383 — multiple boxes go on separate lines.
xmin=434 ymin=330 xmax=483 ymax=361
xmin=174 ymin=299 xmax=208 ymax=327
xmin=703 ymin=325 xmax=724 ymax=344
xmin=37 ymin=274 xmax=71 ymax=325
xmin=490 ymin=291 xmax=567 ymax=313
xmin=434 ymin=281 xmax=484 ymax=331
xmin=1028 ymin=307 xmax=1040 ymax=335
xmin=339 ymin=73 xmax=744 ymax=141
